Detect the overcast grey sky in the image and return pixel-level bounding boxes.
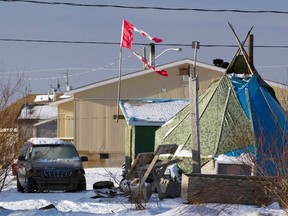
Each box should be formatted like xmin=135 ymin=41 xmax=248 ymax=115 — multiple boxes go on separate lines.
xmin=1 ymin=0 xmax=288 ymax=93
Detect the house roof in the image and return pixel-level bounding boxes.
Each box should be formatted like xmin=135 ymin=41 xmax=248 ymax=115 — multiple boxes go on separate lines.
xmin=0 ymin=94 xmax=38 ymax=128
xmin=50 ymin=58 xmax=288 ymax=106
xmin=18 ymin=104 xmax=57 ymax=120
xmin=119 ymin=98 xmax=189 ymax=126
xmin=34 ymin=116 xmax=57 ymax=127
xmin=0 ymin=94 xmax=60 ymax=128
xmin=64 ymin=59 xmax=226 ymax=96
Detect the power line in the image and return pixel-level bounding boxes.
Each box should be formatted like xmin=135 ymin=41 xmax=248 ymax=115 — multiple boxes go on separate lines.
xmin=1 ymin=38 xmax=288 ymax=49
xmin=1 ymin=0 xmax=288 ymax=14
xmin=5 ymin=50 xmax=139 ymax=81
xmin=201 ymin=45 xmax=288 ymax=49
xmin=0 ymin=38 xmax=118 ymax=45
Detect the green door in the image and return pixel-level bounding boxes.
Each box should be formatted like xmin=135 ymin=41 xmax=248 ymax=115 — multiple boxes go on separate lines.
xmin=134 ymin=126 xmax=158 ymax=158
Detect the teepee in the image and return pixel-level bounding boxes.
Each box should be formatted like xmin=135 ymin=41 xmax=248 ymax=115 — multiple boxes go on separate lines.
xmin=155 ymin=74 xmax=254 ymax=173
xmin=156 ymin=24 xmax=288 ymax=176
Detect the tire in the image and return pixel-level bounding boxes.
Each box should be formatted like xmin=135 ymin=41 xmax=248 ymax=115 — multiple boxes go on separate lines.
xmin=77 ymin=175 xmax=86 ymax=191
xmin=16 ymin=175 xmax=24 ymax=192
xmin=93 ymin=181 xmax=114 ymax=190
xmin=25 ymin=177 xmax=36 ymax=193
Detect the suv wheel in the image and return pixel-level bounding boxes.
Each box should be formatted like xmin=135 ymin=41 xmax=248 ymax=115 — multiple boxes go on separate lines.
xmin=25 ymin=177 xmax=36 ymax=193
xmin=16 ymin=175 xmax=24 ymax=192
xmin=77 ymin=175 xmax=86 ymax=191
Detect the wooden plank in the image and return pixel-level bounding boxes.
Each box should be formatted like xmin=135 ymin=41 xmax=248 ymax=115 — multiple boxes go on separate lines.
xmin=154 ymin=144 xmax=178 ymax=155
xmin=138 ymin=159 xmax=181 ymax=171
xmin=140 ymin=155 xmax=160 ymax=186
xmin=181 ymin=174 xmax=278 ymax=205
xmin=123 ymin=144 xmax=181 ymax=202
xmin=139 ymin=144 xmax=179 ymax=193
xmin=125 ymin=152 xmax=154 ymax=180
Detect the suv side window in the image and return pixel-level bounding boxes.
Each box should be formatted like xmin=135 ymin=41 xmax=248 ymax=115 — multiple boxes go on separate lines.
xmin=26 ymin=145 xmax=33 ymax=160
xmin=19 ymin=143 xmax=31 ymax=160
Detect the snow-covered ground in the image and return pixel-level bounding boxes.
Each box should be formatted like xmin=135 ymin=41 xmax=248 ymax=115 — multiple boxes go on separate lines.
xmin=0 ymin=168 xmax=286 ymax=216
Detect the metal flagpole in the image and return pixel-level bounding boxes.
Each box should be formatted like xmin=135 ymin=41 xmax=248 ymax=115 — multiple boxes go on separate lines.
xmin=117 ymin=46 xmax=123 ymax=123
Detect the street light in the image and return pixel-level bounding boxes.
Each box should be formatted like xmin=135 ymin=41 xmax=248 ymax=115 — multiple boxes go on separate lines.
xmin=148 ymin=44 xmax=182 ymax=67
xmin=147 ymin=43 xmax=182 ymax=68
xmin=155 ymin=47 xmax=182 ymax=59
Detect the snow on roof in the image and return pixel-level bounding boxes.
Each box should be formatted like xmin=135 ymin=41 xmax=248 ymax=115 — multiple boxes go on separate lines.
xmin=18 ymin=104 xmax=57 ymax=120
xmin=34 ymin=95 xmax=53 ymax=102
xmin=59 ymin=94 xmax=71 ymax=99
xmin=216 ymin=154 xmax=254 ymax=165
xmin=28 ymin=137 xmax=72 ymax=145
xmin=119 ymin=99 xmax=189 ymax=126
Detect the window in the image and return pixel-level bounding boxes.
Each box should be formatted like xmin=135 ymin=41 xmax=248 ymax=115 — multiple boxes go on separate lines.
xmin=31 ymin=145 xmax=79 ymax=160
xmin=100 ymin=153 xmax=109 ymax=159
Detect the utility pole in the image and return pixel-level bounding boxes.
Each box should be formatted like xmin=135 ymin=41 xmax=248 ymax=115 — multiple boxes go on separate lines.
xmin=149 ymin=43 xmax=155 ymax=67
xmin=64 ymin=70 xmax=71 ymax=91
xmin=190 ymin=41 xmax=201 ymax=173
xmin=143 ymin=46 xmax=147 ymax=69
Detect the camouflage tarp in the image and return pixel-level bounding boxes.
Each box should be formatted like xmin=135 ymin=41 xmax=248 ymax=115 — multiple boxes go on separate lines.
xmin=155 ymin=75 xmax=254 ymax=173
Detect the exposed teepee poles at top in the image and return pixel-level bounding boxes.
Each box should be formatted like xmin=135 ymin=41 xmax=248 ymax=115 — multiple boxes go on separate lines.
xmin=226 ymin=25 xmax=254 ymax=73
xmin=227 ymin=22 xmax=255 ymax=75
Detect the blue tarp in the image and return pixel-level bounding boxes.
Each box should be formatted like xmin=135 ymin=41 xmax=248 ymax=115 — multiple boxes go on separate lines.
xmin=229 ymin=74 xmax=288 ymax=176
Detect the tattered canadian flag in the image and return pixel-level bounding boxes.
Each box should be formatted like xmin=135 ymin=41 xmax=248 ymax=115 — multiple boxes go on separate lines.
xmin=120 ymin=19 xmax=168 ymax=76
xmin=121 ymin=20 xmax=134 ymax=49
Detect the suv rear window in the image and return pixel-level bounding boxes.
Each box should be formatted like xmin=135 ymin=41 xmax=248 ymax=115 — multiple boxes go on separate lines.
xmin=31 ymin=145 xmax=80 ymax=161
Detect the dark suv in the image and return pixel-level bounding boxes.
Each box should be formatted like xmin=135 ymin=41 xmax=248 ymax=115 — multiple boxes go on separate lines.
xmin=16 ymin=137 xmax=88 ymax=193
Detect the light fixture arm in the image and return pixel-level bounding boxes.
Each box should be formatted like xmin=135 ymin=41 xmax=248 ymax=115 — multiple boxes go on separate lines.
xmin=155 ymin=47 xmax=182 ymax=59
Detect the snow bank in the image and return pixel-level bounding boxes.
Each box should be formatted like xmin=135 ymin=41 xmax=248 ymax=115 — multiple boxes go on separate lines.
xmin=0 ymin=168 xmax=286 ymax=215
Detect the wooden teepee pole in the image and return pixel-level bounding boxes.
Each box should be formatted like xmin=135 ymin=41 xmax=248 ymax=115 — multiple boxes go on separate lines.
xmin=228 ymin=22 xmax=255 ymax=75
xmin=226 ymin=25 xmax=254 ymax=72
